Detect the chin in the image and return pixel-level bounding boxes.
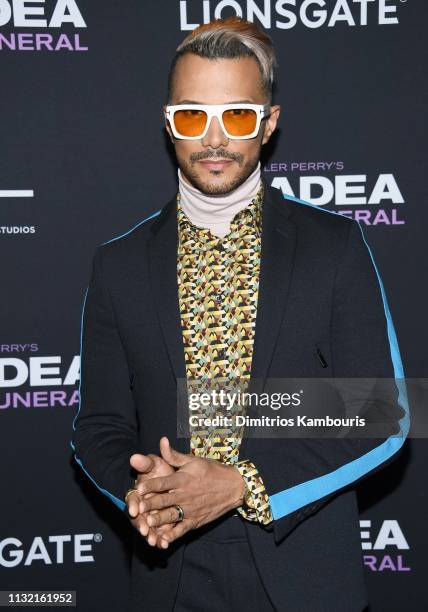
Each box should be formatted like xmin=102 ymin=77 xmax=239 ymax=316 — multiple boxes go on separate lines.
xmin=199 ymin=175 xmax=241 ymax=195
xmin=202 ymin=184 xmax=235 ymax=196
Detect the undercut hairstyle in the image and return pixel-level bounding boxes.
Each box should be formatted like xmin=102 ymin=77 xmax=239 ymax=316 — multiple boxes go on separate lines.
xmin=166 ymin=16 xmax=277 ymax=104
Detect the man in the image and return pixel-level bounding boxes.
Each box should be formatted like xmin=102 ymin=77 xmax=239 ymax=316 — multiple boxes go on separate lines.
xmin=71 ymin=16 xmax=408 ymax=612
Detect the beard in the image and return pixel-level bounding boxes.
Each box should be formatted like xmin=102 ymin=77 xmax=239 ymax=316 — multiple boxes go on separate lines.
xmin=176 ymin=148 xmax=260 ymax=196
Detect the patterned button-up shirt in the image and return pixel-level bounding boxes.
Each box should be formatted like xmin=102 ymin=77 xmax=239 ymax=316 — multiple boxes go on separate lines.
xmin=176 ymin=181 xmax=273 ymax=525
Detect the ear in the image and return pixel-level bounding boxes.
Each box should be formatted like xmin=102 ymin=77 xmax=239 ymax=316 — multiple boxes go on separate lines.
xmin=261 ymin=104 xmax=281 ymax=146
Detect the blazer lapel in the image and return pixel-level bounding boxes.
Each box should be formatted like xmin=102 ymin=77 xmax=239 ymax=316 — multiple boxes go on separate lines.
xmin=238 ymin=181 xmax=297 ymax=455
xmin=250 ymin=180 xmax=297 ymax=388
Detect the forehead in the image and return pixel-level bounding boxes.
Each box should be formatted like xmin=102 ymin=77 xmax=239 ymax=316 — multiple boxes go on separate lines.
xmin=171 ymin=53 xmax=265 ymax=104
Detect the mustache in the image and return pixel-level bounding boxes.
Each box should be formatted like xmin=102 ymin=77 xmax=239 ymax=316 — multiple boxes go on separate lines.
xmin=190 ymin=150 xmax=243 ymax=163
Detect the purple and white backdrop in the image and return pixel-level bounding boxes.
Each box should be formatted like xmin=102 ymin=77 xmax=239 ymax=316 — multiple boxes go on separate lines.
xmin=1 ymin=1 xmax=426 ymax=610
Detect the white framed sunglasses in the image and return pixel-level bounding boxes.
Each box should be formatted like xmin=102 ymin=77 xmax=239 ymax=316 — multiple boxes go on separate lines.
xmin=164 ymin=103 xmax=271 ymax=140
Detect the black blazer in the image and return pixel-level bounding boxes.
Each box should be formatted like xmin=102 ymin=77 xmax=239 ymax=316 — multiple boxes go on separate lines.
xmin=71 ymin=179 xmax=408 ymax=612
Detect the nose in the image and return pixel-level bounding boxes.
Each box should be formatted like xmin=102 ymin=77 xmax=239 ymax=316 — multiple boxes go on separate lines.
xmin=201 ymin=115 xmax=229 ymax=148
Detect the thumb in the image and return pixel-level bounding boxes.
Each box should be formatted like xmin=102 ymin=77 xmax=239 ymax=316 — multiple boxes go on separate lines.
xmin=159 ymin=437 xmax=190 ymax=468
xmin=130 ymin=453 xmax=154 ymax=474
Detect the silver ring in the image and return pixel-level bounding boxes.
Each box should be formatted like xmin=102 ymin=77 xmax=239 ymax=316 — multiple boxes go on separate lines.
xmin=174 ymin=504 xmax=185 ymax=522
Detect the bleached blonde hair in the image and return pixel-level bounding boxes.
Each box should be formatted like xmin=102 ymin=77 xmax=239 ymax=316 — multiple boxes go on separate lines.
xmin=167 ymin=16 xmax=277 ymax=103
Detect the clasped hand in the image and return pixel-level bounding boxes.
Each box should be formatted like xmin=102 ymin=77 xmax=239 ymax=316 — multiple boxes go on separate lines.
xmin=126 ymin=437 xmax=245 ymax=549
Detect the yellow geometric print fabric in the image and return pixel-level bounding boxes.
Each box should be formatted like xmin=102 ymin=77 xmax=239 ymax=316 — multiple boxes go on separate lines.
xmin=176 ymin=181 xmax=273 ymax=525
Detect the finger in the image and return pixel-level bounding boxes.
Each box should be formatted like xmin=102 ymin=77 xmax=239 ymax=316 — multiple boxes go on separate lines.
xmin=154 ymin=524 xmax=176 ymax=549
xmin=142 ymin=514 xmax=173 ymax=547
xmin=156 ymin=523 xmax=176 ymax=536
xmin=128 ymin=501 xmax=158 ymax=538
xmin=137 ymin=521 xmax=160 ymax=544
xmin=126 ymin=490 xmax=141 ymax=519
xmin=160 ymin=436 xmax=191 ymax=468
xmin=160 ymin=520 xmax=192 ymax=548
xmin=139 ymin=513 xmax=162 ymax=539
xmin=146 ymin=525 xmax=162 ymax=547
xmin=130 ymin=453 xmax=155 ymax=474
xmin=141 ymin=491 xmax=156 ymax=499
xmin=145 ymin=516 xmax=186 ymax=548
xmin=130 ymin=513 xmax=151 ymax=537
xmin=143 ymin=522 xmax=171 ymax=548
xmin=141 ymin=518 xmax=176 ymax=548
xmin=139 ymin=492 xmax=177 ymax=513
xmin=136 ymin=470 xmax=169 ymax=487
xmin=147 ymin=507 xmax=182 ymax=528
xmin=137 ymin=472 xmax=180 ymax=496
xmin=136 ymin=473 xmax=156 ymax=486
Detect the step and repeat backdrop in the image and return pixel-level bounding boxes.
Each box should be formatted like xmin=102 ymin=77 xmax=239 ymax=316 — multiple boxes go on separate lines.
xmin=1 ymin=1 xmax=426 ymax=610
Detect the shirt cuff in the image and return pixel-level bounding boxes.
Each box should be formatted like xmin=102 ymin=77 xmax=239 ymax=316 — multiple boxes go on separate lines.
xmin=234 ymin=459 xmax=273 ymax=525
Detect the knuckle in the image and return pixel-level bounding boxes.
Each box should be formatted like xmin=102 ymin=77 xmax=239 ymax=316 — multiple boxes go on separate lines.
xmin=143 ymin=481 xmax=153 ymax=493
xmin=152 ymin=497 xmax=162 ymax=510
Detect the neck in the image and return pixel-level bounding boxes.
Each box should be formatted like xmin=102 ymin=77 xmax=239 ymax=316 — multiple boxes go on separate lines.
xmin=177 ymin=162 xmax=261 ymax=238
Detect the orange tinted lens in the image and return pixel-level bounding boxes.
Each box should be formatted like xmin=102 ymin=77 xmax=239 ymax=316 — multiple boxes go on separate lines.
xmin=222 ymin=108 xmax=257 ymax=136
xmin=173 ymin=109 xmax=207 ymax=136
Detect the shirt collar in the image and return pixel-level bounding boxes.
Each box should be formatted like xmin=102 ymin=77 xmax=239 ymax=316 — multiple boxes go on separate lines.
xmin=177 ymin=181 xmax=263 ymax=252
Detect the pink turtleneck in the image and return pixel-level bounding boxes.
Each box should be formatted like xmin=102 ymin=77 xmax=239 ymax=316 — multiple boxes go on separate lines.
xmin=178 ymin=162 xmax=262 ymax=238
